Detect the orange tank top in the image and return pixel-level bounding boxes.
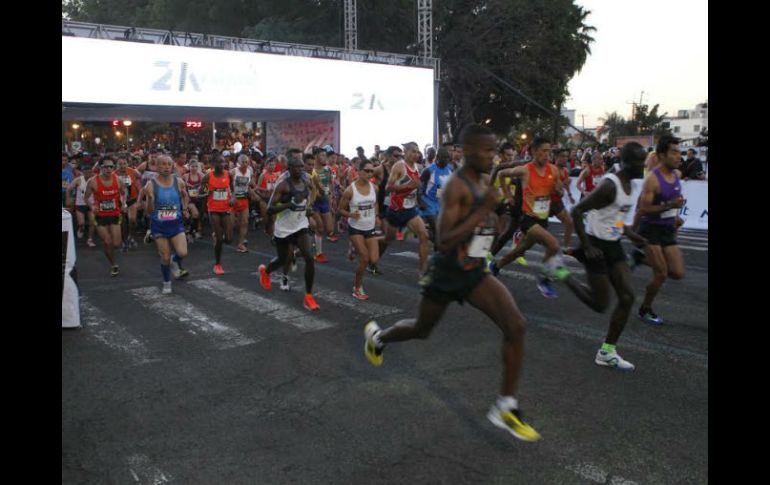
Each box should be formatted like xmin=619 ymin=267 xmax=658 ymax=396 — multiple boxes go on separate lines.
xmin=523 ymin=162 xmax=556 ymax=220
xmin=94 ymin=173 xmax=122 ymax=216
xmin=207 ymin=171 xmax=232 ymax=213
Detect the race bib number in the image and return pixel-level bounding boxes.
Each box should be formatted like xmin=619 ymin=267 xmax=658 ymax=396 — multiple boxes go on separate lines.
xmin=661 ymin=207 xmax=678 ymax=219
xmin=99 ymin=199 xmax=115 ymax=211
xmin=212 ymin=189 xmax=228 ymax=201
xmin=403 ymin=192 xmax=417 ymax=209
xmin=533 ymin=196 xmax=550 ymax=219
xmin=593 ymin=175 xmax=604 ymax=186
xmin=357 ymin=203 xmax=374 ymax=220
xmin=384 ymin=195 xmax=391 ymax=207
xmin=267 ymin=182 xmax=275 ymax=191
xmin=188 ymin=188 xmax=199 ymax=198
xmin=467 ymin=234 xmax=494 ymax=258
xmin=158 ymin=206 xmax=178 ymax=221
xmin=62 ymin=180 xmax=69 ymax=189
xmin=119 ymin=176 xmax=132 ymax=187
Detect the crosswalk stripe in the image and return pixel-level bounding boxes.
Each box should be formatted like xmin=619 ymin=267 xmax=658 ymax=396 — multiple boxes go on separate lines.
xmin=79 ymin=296 xmax=156 ymax=365
xmin=126 ymin=454 xmax=172 ymax=484
xmin=189 ymin=278 xmax=335 ymax=332
xmin=129 ymin=287 xmax=259 ymax=349
xmin=312 ymin=287 xmax=403 ymax=317
xmin=392 ymin=250 xmax=586 ymax=275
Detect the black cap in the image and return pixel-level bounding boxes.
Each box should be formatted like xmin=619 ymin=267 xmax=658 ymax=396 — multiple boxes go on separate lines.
xmin=385 ymin=145 xmax=402 ymax=155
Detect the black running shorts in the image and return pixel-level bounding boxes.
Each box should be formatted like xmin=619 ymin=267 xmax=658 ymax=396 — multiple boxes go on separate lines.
xmin=570 ymin=236 xmax=627 ymax=275
xmin=420 ymin=252 xmax=489 ymax=305
xmin=520 ymin=214 xmax=549 ymax=234
xmin=638 ymin=223 xmax=677 ymax=247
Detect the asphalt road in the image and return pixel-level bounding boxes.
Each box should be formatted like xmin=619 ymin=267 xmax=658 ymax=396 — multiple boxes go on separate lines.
xmin=62 ymin=223 xmax=708 ymax=484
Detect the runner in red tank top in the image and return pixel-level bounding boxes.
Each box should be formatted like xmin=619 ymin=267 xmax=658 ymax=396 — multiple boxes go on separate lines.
xmin=382 ymin=142 xmax=430 ymax=278
xmin=183 ymin=160 xmax=205 ymax=239
xmin=200 ymin=155 xmax=234 ymax=275
xmin=492 ymin=137 xmax=570 ymax=299
xmin=85 ymin=156 xmax=127 ymax=276
xmin=577 ymin=151 xmax=606 ymax=198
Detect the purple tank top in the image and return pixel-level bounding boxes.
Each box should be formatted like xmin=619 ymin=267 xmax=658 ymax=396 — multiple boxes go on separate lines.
xmin=642 ymin=168 xmax=682 ymax=226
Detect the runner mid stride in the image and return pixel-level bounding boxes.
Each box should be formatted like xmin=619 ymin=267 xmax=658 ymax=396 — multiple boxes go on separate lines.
xmin=258 ymin=156 xmax=321 ymax=312
xmin=363 ymin=124 xmax=541 ymax=442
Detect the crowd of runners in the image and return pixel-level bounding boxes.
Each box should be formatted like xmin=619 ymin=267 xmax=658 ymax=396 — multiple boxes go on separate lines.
xmin=62 ymin=127 xmax=691 ymax=442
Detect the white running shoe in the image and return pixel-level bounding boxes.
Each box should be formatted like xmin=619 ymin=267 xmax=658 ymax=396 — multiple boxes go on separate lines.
xmin=170 ymin=259 xmax=181 ymax=279
xmin=594 ymin=349 xmax=635 ymax=371
xmin=162 ymin=281 xmax=172 ymax=295
xmin=280 ymin=275 xmax=290 ymax=291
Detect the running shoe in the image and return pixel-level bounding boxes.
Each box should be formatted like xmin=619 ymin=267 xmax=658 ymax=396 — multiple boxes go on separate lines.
xmin=486 ymin=405 xmax=541 ymax=442
xmin=213 ymin=264 xmax=225 ymax=276
xmin=595 ymin=349 xmax=635 ymax=371
xmin=162 ymin=281 xmax=172 ymax=295
xmin=638 ymin=308 xmax=664 ymax=325
xmin=352 ymin=287 xmax=369 ymax=300
xmin=303 ymin=293 xmax=320 ymax=311
xmin=237 ymin=244 xmax=248 ymax=253
xmin=110 ymin=265 xmax=120 ymax=277
xmin=364 ymin=321 xmax=383 ymax=366
xmin=396 ymin=230 xmax=405 ymax=241
xmin=87 ymin=238 xmax=96 ymax=248
xmin=176 ymin=268 xmax=190 ymax=279
xmin=367 ymin=263 xmax=383 ymax=275
xmin=76 ymin=227 xmax=84 ymax=239
xmin=258 ymin=264 xmax=271 ymax=290
xmin=488 ymin=259 xmax=501 ymax=276
xmin=537 ymin=278 xmax=558 ymax=298
xmin=314 ymin=253 xmax=329 ymax=264
xmin=327 ymin=234 xmax=339 ymax=242
xmin=144 ymin=229 xmax=153 ymax=244
xmin=514 ymin=257 xmax=528 ymax=267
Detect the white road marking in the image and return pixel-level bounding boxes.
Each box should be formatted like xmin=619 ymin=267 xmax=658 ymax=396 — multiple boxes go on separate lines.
xmin=126 ymin=454 xmax=172 ymax=484
xmin=79 ymin=296 xmax=156 ymax=365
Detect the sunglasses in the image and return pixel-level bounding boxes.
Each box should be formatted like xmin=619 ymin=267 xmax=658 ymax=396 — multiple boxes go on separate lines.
xmin=102 ymin=165 xmax=115 ymax=169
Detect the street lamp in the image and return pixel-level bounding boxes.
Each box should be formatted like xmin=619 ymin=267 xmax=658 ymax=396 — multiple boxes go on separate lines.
xmin=123 ymin=121 xmax=132 ymax=149
xmin=72 ymin=123 xmax=80 ymax=140
xmin=520 ymin=133 xmax=527 ymax=140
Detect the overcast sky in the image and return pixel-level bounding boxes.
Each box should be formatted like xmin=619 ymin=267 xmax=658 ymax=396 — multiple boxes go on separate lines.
xmin=567 ymin=0 xmax=708 ymax=128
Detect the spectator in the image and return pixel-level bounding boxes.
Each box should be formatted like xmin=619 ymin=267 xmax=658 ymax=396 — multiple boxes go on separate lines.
xmin=681 ymin=148 xmax=706 ymax=180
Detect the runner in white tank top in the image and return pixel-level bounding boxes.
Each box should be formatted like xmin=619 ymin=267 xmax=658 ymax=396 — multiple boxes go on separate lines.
xmin=338 ymin=159 xmax=381 ymax=299
xmin=65 ymin=166 xmax=96 ymax=245
xmin=562 ymin=142 xmax=651 ymax=372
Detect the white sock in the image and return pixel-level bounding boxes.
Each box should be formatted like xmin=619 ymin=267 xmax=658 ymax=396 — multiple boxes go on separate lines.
xmin=315 ymin=235 xmax=323 ymax=255
xmin=497 ymin=395 xmax=519 ymax=411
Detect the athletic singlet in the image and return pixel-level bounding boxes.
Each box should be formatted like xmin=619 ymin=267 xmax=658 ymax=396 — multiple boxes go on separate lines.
xmin=259 ymin=170 xmax=280 ymax=192
xmin=641 ymin=167 xmax=682 ymax=226
xmin=378 ymin=164 xmax=390 ymax=209
xmin=389 ymin=163 xmax=420 ymax=211
xmin=207 ymin=171 xmax=232 ymax=213
xmin=232 ymin=167 xmax=253 ymax=199
xmin=93 ymin=173 xmax=121 ymax=217
xmin=274 ymin=177 xmax=310 ymax=238
xmin=75 ymin=176 xmax=87 ymax=206
xmin=551 ymin=165 xmax=570 ymax=204
xmin=451 ymin=171 xmax=497 ymax=270
xmin=185 ymin=172 xmax=203 ymax=199
xmin=348 ymin=181 xmax=377 ymax=231
xmin=315 ymin=166 xmax=333 ymax=198
xmin=118 ymin=168 xmax=140 ymax=200
xmin=150 ymin=176 xmax=183 ymax=224
xmin=522 ymin=162 xmax=556 ymax=220
xmin=584 ymin=166 xmax=606 ymax=194
xmin=586 ymin=174 xmax=634 ymax=241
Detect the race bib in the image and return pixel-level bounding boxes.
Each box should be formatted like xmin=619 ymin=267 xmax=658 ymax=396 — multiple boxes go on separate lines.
xmin=403 ymin=192 xmax=417 ymax=209
xmin=661 ymin=207 xmax=678 ymax=219
xmin=188 ymin=188 xmax=199 ymax=198
xmin=99 ymin=199 xmax=115 ymax=211
xmin=119 ymin=176 xmax=132 ymax=187
xmin=158 ymin=206 xmax=178 ymax=221
xmin=267 ymin=182 xmax=275 ymax=191
xmin=212 ymin=189 xmax=228 ymax=201
xmin=533 ymin=196 xmax=550 ymax=219
xmin=357 ymin=203 xmax=374 ymax=221
xmin=467 ymin=234 xmax=494 ymax=258
xmin=62 ymin=180 xmax=69 ymax=189
xmin=384 ymin=195 xmax=391 ymax=207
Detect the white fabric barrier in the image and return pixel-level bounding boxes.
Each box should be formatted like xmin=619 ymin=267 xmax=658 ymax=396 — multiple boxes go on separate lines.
xmin=550 ymin=177 xmax=708 ymax=230
xmin=62 ymin=209 xmax=81 ymax=328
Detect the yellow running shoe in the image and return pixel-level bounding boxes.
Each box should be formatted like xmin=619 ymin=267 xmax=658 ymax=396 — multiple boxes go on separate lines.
xmin=364 ymin=321 xmax=384 ymax=366
xmin=487 ymin=405 xmax=542 ymax=442
xmin=514 ymin=257 xmax=528 ymax=266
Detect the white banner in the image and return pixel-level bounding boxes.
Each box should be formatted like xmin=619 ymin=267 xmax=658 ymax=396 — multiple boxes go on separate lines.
xmin=62 ymin=209 xmax=81 ymax=328
xmin=551 ymin=177 xmax=708 ymax=230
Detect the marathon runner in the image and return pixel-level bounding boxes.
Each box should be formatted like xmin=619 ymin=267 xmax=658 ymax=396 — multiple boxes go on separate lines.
xmin=200 ymin=155 xmax=234 ymax=275
xmin=84 ymin=157 xmax=127 ymax=276
xmin=116 ymin=155 xmax=141 ymax=251
xmin=231 ymin=154 xmax=257 ymax=253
